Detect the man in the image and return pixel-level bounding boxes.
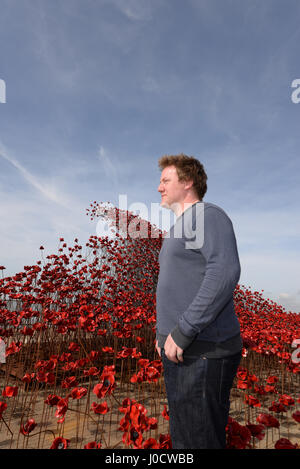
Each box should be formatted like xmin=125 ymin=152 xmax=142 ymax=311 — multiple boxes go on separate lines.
xmin=155 ymin=153 xmax=242 ymax=449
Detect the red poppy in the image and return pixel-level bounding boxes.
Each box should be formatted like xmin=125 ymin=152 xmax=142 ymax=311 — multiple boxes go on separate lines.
xmin=83 ymin=367 xmax=99 ymax=377
xmin=244 ymin=395 xmax=261 ymax=407
xmin=253 ymin=384 xmax=267 ymax=395
xmin=36 ymin=371 xmax=46 ymax=383
xmin=274 ymin=438 xmax=298 ymax=449
xmin=119 ymin=397 xmax=131 ymax=413
xmin=143 ymin=438 xmax=159 ymax=449
xmin=268 ymin=401 xmax=287 ymax=413
xmin=226 ymin=418 xmax=252 ymax=449
xmin=145 ymin=366 xmax=160 ymax=382
xmin=2 ymin=386 xmax=18 ymax=397
xmin=22 ymin=373 xmax=34 ymax=384
xmin=147 ymin=417 xmax=158 ymax=430
xmin=0 ymin=401 xmax=7 ymax=417
xmin=256 ymin=413 xmax=280 ymax=428
xmin=50 ymin=437 xmax=70 ymax=449
xmin=292 ymin=410 xmax=300 ymax=423
xmin=45 ymin=372 xmax=55 ymax=385
xmin=102 ymin=346 xmax=114 ymax=353
xmin=93 ymin=368 xmax=115 ymax=398
xmin=162 ymin=405 xmax=169 ymax=420
xmin=237 ymin=380 xmax=251 ymax=390
xmin=68 ymin=342 xmax=80 ymax=352
xmin=61 ymin=376 xmax=78 ymax=389
xmin=264 ymin=384 xmax=277 ymax=393
xmin=45 ymin=394 xmax=61 ymax=406
xmin=69 ymin=387 xmax=87 ymax=400
xmin=279 ymin=394 xmax=295 ymax=407
xmin=20 ymin=418 xmax=37 ymax=435
xmin=159 ymin=433 xmax=172 ymax=449
xmin=266 ymin=375 xmax=278 ymax=384
xmin=245 ymin=424 xmax=265 ymax=441
xmin=84 ymin=441 xmax=102 ymax=449
xmin=91 ymin=401 xmax=109 ymax=414
xmin=130 ymin=371 xmax=144 ymax=384
xmin=123 ymin=426 xmax=143 ymax=448
xmin=5 ymin=341 xmax=22 ymax=356
xmin=55 ymin=398 xmax=68 ymax=423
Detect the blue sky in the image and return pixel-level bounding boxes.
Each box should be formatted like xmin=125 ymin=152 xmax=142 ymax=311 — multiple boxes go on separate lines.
xmin=1 ymin=0 xmax=300 ymax=313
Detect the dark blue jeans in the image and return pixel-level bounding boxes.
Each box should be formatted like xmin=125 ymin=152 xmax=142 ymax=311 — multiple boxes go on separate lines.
xmin=161 ymin=348 xmax=241 ymax=449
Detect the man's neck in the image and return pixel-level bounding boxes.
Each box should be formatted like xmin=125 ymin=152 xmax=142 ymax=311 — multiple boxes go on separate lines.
xmin=175 ymin=199 xmax=200 ymax=217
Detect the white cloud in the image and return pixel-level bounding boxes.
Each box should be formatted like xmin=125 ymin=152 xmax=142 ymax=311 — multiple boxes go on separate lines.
xmin=109 ymin=0 xmax=153 ymax=21
xmin=278 ymin=292 xmax=300 ymax=314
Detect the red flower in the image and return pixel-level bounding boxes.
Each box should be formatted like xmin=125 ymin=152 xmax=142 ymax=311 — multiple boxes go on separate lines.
xmin=268 ymin=401 xmax=287 ymax=413
xmin=264 ymin=384 xmax=277 ymax=393
xmin=0 ymin=401 xmax=7 ymax=418
xmin=91 ymin=401 xmax=109 ymax=414
xmin=22 ymin=373 xmax=34 ymax=384
xmin=5 ymin=341 xmax=22 ymax=356
xmin=61 ymin=376 xmax=78 ymax=389
xmin=147 ymin=417 xmax=158 ymax=430
xmin=266 ymin=375 xmax=278 ymax=384
xmin=143 ymin=438 xmax=159 ymax=449
xmin=69 ymin=387 xmax=87 ymax=400
xmin=93 ymin=367 xmax=115 ymax=398
xmin=159 ymin=434 xmax=172 ymax=449
xmin=245 ymin=424 xmax=265 ymax=441
xmin=20 ymin=418 xmax=37 ymax=435
xmin=237 ymin=380 xmax=251 ymax=390
xmin=83 ymin=367 xmax=99 ymax=377
xmin=2 ymin=386 xmax=18 ymax=397
xmin=55 ymin=398 xmax=68 ymax=423
xmin=123 ymin=426 xmax=143 ymax=448
xmin=279 ymin=394 xmax=295 ymax=407
xmin=253 ymin=384 xmax=267 ymax=395
xmin=292 ymin=410 xmax=300 ymax=423
xmin=84 ymin=441 xmax=102 ymax=449
xmin=45 ymin=394 xmax=61 ymax=406
xmin=274 ymin=438 xmax=298 ymax=449
xmin=68 ymin=342 xmax=80 ymax=352
xmin=45 ymin=372 xmax=55 ymax=385
xmin=145 ymin=366 xmax=160 ymax=382
xmin=162 ymin=405 xmax=169 ymax=420
xmin=102 ymin=347 xmax=114 ymax=353
xmin=256 ymin=413 xmax=280 ymax=428
xmin=226 ymin=418 xmax=252 ymax=449
xmin=50 ymin=437 xmax=70 ymax=449
xmin=244 ymin=395 xmax=261 ymax=407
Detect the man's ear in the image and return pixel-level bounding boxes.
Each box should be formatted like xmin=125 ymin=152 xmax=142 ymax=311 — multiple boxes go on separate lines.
xmin=183 ymin=179 xmax=194 ymax=191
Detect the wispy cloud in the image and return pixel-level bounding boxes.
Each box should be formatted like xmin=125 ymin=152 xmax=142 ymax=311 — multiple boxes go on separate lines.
xmin=97 ymin=145 xmax=120 ymax=190
xmin=0 ymin=143 xmax=70 ymax=208
xmin=109 ymin=0 xmax=153 ymax=21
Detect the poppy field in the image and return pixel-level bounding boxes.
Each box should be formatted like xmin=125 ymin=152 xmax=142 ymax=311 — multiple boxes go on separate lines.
xmin=0 ymin=202 xmax=299 ymax=449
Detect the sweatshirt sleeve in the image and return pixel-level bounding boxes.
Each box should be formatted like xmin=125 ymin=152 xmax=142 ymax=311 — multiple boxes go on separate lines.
xmin=171 ymin=207 xmax=241 ymax=350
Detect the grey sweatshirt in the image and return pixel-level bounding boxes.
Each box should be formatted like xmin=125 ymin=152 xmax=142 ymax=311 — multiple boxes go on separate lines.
xmin=156 ymin=201 xmax=242 ymax=358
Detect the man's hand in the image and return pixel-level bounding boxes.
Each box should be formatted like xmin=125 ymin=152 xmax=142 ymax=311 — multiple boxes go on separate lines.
xmin=164 ymin=333 xmax=184 ymax=363
xmin=155 ymin=340 xmax=161 ymax=357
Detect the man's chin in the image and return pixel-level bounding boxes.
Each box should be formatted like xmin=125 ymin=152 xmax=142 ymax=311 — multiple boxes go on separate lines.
xmin=160 ymin=199 xmax=170 ymax=209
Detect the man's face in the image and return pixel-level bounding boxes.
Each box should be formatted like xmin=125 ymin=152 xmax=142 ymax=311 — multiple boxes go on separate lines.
xmin=158 ymin=165 xmax=189 ymax=210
